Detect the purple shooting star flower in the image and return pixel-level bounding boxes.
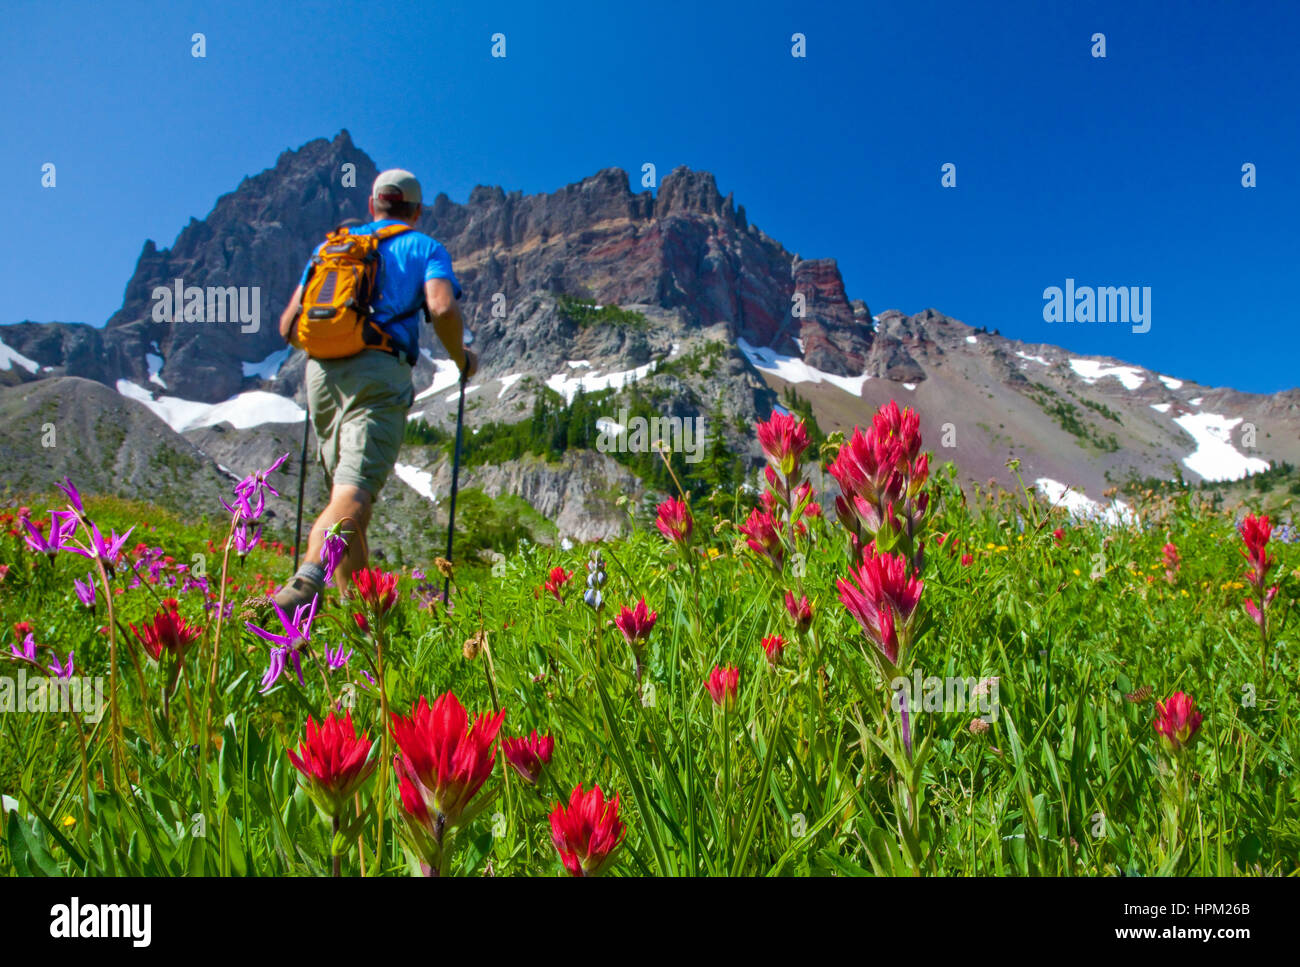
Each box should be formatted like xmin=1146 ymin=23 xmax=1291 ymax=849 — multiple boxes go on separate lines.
xmin=226 ymin=453 xmax=290 ymax=522
xmin=10 ymin=633 xmax=37 ymax=664
xmin=324 ymin=643 xmax=352 ymax=670
xmin=49 ymin=649 xmax=75 ymax=680
xmin=246 ymin=593 xmax=318 ymax=693
xmin=66 ymin=521 xmax=134 ymax=569
xmin=321 ymin=529 xmax=347 ymax=584
xmin=73 ymin=573 xmax=96 ymax=609
xmin=233 ymin=523 xmax=262 ymax=557
xmin=22 ymin=510 xmax=76 ymax=556
xmin=56 ymin=476 xmax=86 ymax=516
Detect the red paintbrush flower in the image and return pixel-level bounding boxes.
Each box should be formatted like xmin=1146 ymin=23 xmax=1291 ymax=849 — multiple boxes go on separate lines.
xmin=502 ymin=729 xmax=555 ymax=785
xmin=837 ymin=544 xmax=923 ymax=672
xmin=541 ymin=566 xmax=573 ymax=602
xmin=351 ymin=566 xmax=398 ymax=614
xmin=739 ymin=507 xmax=785 ymax=572
xmin=1239 ymin=513 xmax=1274 ymax=588
xmin=705 ymin=664 xmax=740 ymax=711
xmin=614 ymin=598 xmax=658 ymax=646
xmin=287 ymin=711 xmax=376 ymax=818
xmin=1153 ymin=691 xmax=1203 ymax=753
xmin=1162 ymin=542 xmax=1181 ymax=584
xmin=129 ymin=607 xmax=202 ymax=662
xmin=783 ymin=590 xmax=813 ymax=632
xmin=756 ymin=409 xmax=810 ymax=476
xmin=655 ymin=497 xmax=693 ymax=548
xmin=761 ymin=634 xmax=786 ymax=667
xmin=550 ymin=783 xmax=626 ymax=877
xmin=390 ymin=692 xmax=505 ymax=830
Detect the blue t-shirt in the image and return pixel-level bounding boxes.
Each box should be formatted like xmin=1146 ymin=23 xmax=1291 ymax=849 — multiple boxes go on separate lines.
xmin=299 ymin=220 xmax=461 ymax=360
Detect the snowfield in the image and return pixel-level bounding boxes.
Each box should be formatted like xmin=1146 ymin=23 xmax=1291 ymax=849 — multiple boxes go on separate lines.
xmin=738 ymin=337 xmax=870 ymax=397
xmin=393 ymin=462 xmax=437 ymax=502
xmin=242 ymin=347 xmax=290 ymax=381
xmin=1173 ymin=411 xmax=1269 ymax=482
xmin=0 ymin=338 xmax=40 ymax=375
xmin=497 ymin=373 xmax=523 ymax=399
xmin=414 ymin=357 xmax=463 ymax=402
xmin=1068 ymin=358 xmax=1145 ymax=390
xmin=116 ymin=379 xmax=304 ymax=433
xmin=546 ymin=359 xmax=657 ymax=405
xmin=1036 ymin=477 xmax=1137 ymax=526
xmin=1016 ymin=352 xmax=1050 ymax=366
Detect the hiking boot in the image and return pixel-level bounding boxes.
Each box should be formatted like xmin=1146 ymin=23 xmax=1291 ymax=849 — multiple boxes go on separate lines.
xmin=272 ymin=573 xmax=324 ymax=612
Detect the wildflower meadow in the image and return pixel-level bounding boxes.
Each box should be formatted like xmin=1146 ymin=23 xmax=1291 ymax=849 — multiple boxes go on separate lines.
xmin=0 ymin=400 xmax=1295 ymax=878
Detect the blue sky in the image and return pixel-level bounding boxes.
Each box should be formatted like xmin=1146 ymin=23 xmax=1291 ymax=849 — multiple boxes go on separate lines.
xmin=3 ymin=0 xmax=1296 ymax=392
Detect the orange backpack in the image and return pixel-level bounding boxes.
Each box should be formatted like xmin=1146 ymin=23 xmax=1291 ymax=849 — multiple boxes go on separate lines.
xmin=293 ymin=223 xmax=418 ymax=360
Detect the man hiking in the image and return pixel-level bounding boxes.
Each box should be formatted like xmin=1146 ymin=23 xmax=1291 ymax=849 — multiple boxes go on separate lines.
xmin=272 ymin=168 xmax=476 ymax=610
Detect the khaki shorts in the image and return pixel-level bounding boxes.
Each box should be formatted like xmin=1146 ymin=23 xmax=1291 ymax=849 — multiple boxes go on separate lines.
xmin=305 ymin=350 xmax=414 ymax=498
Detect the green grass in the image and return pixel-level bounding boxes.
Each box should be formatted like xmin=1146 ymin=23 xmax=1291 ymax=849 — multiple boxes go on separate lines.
xmin=0 ymin=434 xmax=1296 ymax=877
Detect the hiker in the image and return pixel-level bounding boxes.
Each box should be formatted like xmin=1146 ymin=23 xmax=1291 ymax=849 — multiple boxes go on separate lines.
xmin=272 ymin=168 xmax=477 ymax=610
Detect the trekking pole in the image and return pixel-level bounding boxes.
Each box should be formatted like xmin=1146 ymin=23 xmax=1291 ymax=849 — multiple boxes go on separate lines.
xmin=293 ymin=391 xmax=310 ymax=572
xmin=443 ymin=370 xmax=468 ymax=602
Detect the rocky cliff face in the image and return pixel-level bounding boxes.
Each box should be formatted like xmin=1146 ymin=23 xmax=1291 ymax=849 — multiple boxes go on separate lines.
xmin=2 ymin=134 xmax=874 ymax=404
xmin=3 ymin=131 xmax=1298 ymax=539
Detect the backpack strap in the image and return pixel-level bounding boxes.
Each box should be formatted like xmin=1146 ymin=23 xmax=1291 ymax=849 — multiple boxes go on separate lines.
xmin=372 ymin=223 xmax=414 ymax=242
xmin=365 ymin=224 xmax=423 ymax=365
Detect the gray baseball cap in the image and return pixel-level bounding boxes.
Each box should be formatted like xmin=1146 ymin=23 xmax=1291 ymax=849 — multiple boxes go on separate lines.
xmin=372 ymin=168 xmax=422 ymax=205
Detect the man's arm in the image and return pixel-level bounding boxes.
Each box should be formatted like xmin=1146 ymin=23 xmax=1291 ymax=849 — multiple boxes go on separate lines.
xmin=425 ymin=278 xmax=476 ymax=379
xmin=279 ymin=285 xmax=304 ymax=343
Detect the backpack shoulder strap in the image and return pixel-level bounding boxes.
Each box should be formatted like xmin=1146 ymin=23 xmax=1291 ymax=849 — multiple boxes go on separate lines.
xmin=373 ymin=223 xmax=415 ymax=242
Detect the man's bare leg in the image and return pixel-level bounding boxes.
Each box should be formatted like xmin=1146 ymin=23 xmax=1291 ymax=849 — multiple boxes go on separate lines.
xmin=274 ymin=484 xmax=373 ymax=609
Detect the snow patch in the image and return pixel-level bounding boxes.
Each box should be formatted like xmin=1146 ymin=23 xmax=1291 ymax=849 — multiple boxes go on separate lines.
xmin=414 ymin=358 xmax=462 ymax=402
xmin=1157 ymin=374 xmax=1184 ymax=390
xmin=546 ymin=359 xmax=656 ymax=405
xmin=146 ymin=352 xmax=167 ymax=388
xmin=738 ymin=337 xmax=870 ymax=397
xmin=1174 ymin=412 xmax=1269 ymax=482
xmin=445 ymin=384 xmax=482 ymax=403
xmin=0 ymin=338 xmax=39 ymax=374
xmin=1189 ymin=396 xmax=1203 ymax=406
xmin=1016 ymin=352 xmax=1049 ymax=366
xmin=1069 ymin=358 xmax=1145 ymax=390
xmin=566 ymin=360 xmax=591 ymax=369
xmin=116 ymin=379 xmax=304 ymax=433
xmin=1036 ymin=477 xmax=1137 ymax=526
xmin=497 ymin=373 xmax=522 ymax=399
xmin=242 ymin=347 xmax=290 ymax=381
xmin=393 ymin=463 xmax=437 ymax=502
xmin=965 ymin=335 xmax=977 ymax=344
xmin=1150 ymin=402 xmax=1172 ymax=414
xmin=902 ymin=382 xmax=917 ymax=391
